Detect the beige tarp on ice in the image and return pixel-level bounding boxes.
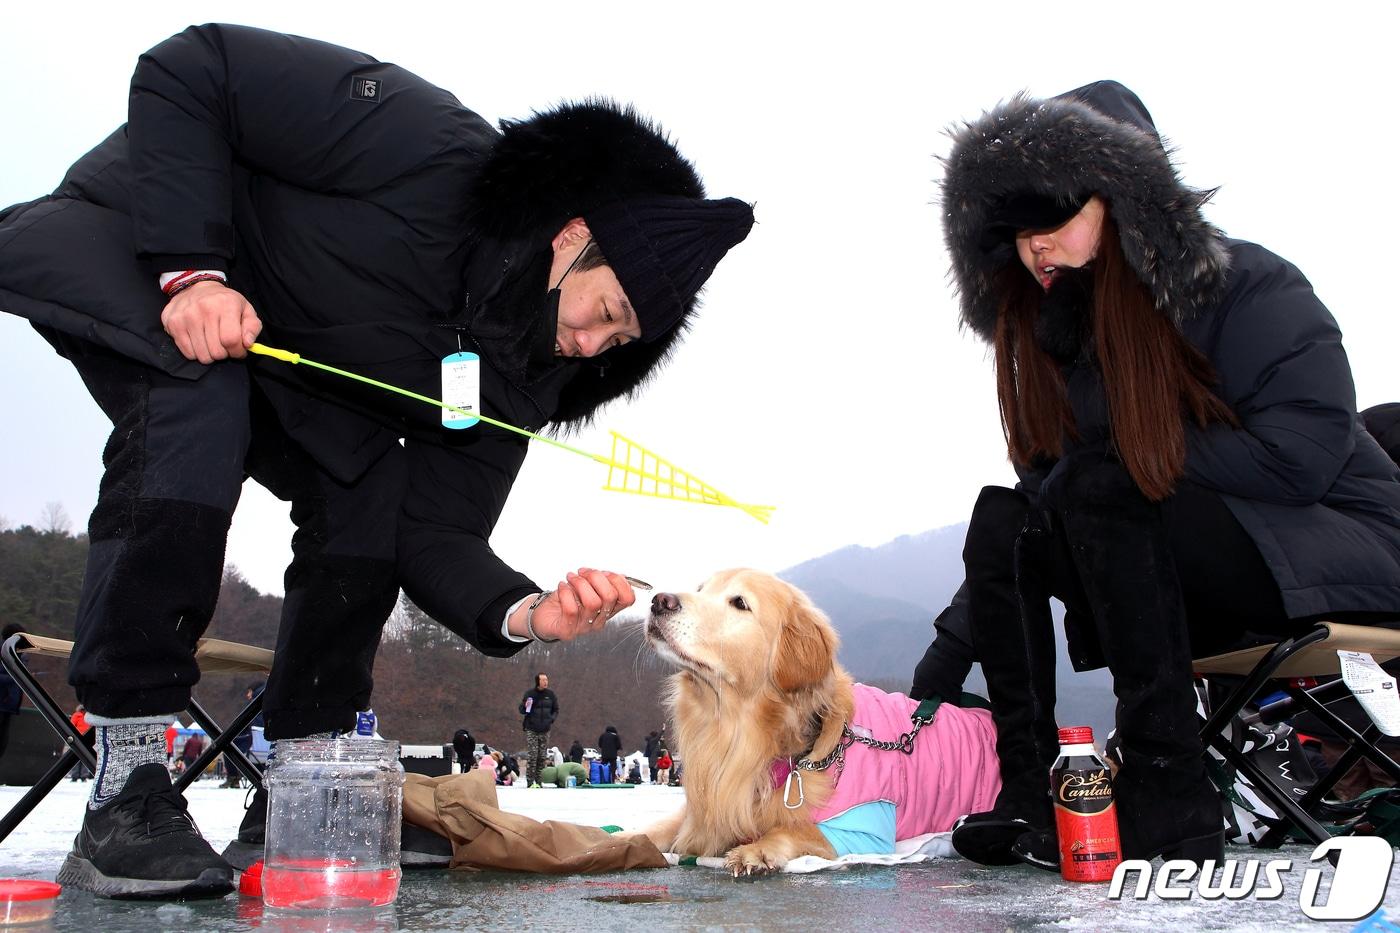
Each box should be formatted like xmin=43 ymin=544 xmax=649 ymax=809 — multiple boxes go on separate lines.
xmin=401 ymin=770 xmax=667 ymax=873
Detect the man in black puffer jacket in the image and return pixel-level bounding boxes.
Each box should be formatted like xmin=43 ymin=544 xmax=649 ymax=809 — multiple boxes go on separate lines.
xmin=0 ymin=24 xmax=752 ymax=899
xmin=597 ymin=725 xmax=623 ymax=784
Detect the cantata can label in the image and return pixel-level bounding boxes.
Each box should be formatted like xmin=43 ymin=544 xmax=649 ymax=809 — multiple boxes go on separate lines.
xmin=1052 ymin=726 xmax=1122 ymax=883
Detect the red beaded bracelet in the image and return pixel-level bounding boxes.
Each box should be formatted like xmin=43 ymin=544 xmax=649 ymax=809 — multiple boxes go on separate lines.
xmin=163 ymin=272 xmax=226 ymax=298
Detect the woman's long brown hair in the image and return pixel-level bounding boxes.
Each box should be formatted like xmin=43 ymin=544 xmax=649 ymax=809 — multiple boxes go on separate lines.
xmin=993 ymin=215 xmax=1236 ymax=501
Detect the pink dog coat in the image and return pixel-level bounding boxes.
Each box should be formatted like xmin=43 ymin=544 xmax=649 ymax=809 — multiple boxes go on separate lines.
xmin=777 ymin=684 xmax=1001 ymax=855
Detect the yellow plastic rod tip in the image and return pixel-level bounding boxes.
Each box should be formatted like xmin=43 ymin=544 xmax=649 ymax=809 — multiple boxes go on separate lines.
xmin=249 ymin=343 xmax=301 ymax=364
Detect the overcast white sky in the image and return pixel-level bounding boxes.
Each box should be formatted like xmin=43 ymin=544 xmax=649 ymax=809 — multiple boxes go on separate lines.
xmin=2 ymin=2 xmax=1397 ymax=599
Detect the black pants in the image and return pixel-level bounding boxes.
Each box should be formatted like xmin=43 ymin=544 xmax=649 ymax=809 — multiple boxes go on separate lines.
xmin=46 ymin=331 xmax=402 ymax=736
xmin=48 ymin=331 xmax=249 ymax=717
xmin=970 ymin=476 xmax=1298 ymax=670
xmin=244 ymin=389 xmax=404 ymax=739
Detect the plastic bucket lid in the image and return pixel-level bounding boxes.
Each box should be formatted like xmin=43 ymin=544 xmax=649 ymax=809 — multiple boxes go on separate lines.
xmin=0 ymin=880 xmax=61 ymax=902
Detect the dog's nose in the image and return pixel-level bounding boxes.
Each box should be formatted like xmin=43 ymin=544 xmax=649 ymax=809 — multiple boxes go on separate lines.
xmin=651 ymin=592 xmax=681 ymax=614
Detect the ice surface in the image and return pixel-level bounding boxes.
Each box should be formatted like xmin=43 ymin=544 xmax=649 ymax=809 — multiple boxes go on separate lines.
xmin=0 ymin=778 xmax=686 ymax=879
xmin=0 ymin=779 xmax=1394 ymax=932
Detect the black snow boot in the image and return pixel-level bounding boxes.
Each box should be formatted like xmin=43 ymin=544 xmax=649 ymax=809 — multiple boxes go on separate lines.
xmin=57 ymin=763 xmax=234 ymax=899
xmin=951 ymin=487 xmax=1062 ymax=867
xmin=1054 ymin=460 xmax=1225 ymax=866
xmin=219 ymin=784 xmax=267 ymax=871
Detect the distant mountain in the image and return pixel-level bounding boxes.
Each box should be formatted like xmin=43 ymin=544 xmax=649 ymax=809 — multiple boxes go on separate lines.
xmin=779 ymin=522 xmax=1117 ymax=738
xmin=783 ymin=524 xmax=968 ymax=611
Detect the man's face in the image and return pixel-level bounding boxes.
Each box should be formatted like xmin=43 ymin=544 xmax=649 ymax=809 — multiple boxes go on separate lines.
xmin=549 ymin=218 xmax=642 ymax=358
xmin=555 ymin=263 xmax=642 ymax=358
xmin=538 ymin=674 xmax=549 ymax=689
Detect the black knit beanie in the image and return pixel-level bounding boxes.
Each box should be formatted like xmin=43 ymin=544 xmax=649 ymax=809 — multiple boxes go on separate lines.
xmin=584 ymin=196 xmax=754 ymax=342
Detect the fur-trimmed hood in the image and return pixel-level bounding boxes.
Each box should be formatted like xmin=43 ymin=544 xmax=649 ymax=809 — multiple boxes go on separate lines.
xmin=940 ymin=80 xmax=1231 ymax=343
xmin=464 ymin=100 xmax=708 ymax=428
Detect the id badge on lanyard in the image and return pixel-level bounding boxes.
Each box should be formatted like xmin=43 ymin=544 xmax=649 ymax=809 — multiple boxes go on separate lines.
xmin=441 ymin=351 xmax=480 ymax=429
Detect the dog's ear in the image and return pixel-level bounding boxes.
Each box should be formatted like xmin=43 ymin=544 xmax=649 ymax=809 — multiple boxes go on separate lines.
xmin=774 ymin=602 xmax=835 ymax=693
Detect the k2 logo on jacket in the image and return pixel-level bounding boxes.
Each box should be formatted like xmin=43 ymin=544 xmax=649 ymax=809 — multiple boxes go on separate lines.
xmin=1108 ymin=836 xmax=1395 ymax=920
xmin=351 ymin=76 xmax=380 ymax=102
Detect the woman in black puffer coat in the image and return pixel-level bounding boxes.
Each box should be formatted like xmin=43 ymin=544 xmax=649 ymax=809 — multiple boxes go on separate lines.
xmin=939 ymin=81 xmax=1400 ymax=871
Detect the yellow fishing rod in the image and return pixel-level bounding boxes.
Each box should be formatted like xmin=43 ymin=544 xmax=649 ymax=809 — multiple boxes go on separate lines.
xmin=249 ymin=343 xmax=773 ymax=524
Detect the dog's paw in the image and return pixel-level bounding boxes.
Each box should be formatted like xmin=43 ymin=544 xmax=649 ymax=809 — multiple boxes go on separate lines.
xmin=723 ymin=842 xmax=786 ymax=879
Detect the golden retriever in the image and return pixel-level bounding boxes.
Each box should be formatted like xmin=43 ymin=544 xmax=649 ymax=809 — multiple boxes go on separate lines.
xmin=639 ymin=569 xmax=1000 ymax=876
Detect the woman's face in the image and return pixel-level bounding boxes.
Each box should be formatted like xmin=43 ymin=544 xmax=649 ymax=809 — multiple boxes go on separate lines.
xmin=1015 ymin=196 xmax=1107 ymax=291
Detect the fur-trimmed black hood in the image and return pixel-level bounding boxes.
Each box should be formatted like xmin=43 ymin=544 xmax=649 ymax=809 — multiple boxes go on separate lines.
xmin=464 ymin=100 xmax=707 ymax=428
xmin=940 ymin=81 xmax=1231 ymax=343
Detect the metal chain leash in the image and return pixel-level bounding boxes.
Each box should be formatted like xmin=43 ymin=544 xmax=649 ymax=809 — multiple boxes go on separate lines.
xmin=794 ymin=701 xmax=938 ymax=781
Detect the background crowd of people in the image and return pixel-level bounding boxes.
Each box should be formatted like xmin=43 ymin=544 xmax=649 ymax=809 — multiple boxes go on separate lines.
xmin=448 ymin=671 xmax=680 ymax=787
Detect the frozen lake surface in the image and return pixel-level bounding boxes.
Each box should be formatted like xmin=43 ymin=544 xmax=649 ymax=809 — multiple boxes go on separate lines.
xmin=0 ymin=779 xmax=1394 ymax=931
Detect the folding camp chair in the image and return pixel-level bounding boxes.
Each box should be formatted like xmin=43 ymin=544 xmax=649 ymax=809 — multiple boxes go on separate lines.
xmin=1193 ymin=621 xmax=1400 ymax=848
xmin=0 ymin=632 xmax=273 ymax=845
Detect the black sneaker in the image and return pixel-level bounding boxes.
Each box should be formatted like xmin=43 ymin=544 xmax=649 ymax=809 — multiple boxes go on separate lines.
xmin=56 ymin=763 xmax=234 ymax=899
xmin=237 ymin=785 xmax=267 ymax=844
xmin=219 ymin=785 xmax=267 ymax=871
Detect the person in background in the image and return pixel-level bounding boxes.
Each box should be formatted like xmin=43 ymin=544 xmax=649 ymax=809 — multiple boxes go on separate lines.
xmin=163 ymin=719 xmax=179 ymax=772
xmin=452 ymin=728 xmax=475 ymax=774
xmin=567 ymin=739 xmax=584 ymax=764
xmin=644 ymin=730 xmax=661 ymax=785
xmin=68 ymin=705 xmax=92 ymax=781
xmin=496 ymin=751 xmax=519 ymax=786
xmin=597 ymin=725 xmax=622 ymax=784
xmin=179 ymin=730 xmax=205 ymax=776
xmin=654 ymin=748 xmax=673 ymax=786
xmin=481 ymin=749 xmax=504 ymax=783
xmin=939 ymin=80 xmax=1400 ymax=872
xmin=222 ymin=681 xmax=264 ymax=788
xmin=0 ymin=624 xmax=26 ymax=760
xmin=520 ymin=673 xmax=559 ymax=788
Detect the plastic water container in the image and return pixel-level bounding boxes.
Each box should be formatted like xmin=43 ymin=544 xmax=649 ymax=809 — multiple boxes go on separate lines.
xmin=566 ymin=774 xmax=577 ymax=788
xmin=263 ymin=737 xmax=404 ymax=910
